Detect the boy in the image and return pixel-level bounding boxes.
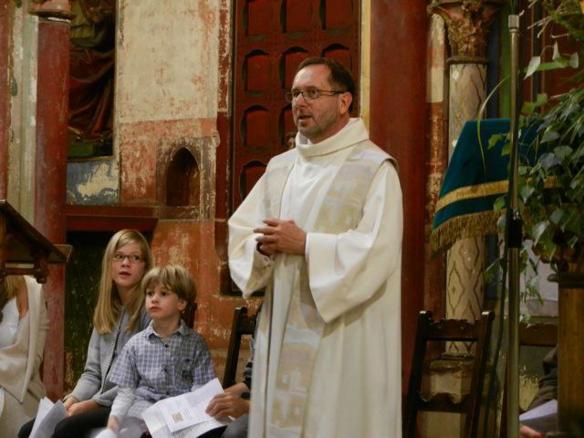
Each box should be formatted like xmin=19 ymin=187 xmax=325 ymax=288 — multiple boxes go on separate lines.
xmin=104 ymin=265 xmax=215 ymax=436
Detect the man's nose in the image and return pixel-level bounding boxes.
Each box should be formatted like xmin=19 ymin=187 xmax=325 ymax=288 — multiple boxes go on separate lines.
xmin=293 ymin=93 xmax=309 ymax=107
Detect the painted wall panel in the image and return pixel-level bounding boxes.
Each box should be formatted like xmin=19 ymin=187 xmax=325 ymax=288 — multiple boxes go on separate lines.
xmin=117 ymin=0 xmax=220 ymax=123
xmin=67 ymin=159 xmax=119 ymax=204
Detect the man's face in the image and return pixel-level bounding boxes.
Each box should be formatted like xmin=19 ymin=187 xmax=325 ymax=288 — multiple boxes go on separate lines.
xmin=291 ymin=64 xmax=352 ymax=143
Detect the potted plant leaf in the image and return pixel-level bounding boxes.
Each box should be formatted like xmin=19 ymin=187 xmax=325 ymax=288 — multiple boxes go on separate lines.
xmin=484 ymin=5 xmax=583 ymax=300
xmin=511 ymin=1 xmax=584 ymax=432
xmin=518 ymin=86 xmax=584 ymax=273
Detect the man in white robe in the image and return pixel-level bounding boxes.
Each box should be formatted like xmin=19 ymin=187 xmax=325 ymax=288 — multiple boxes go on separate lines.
xmin=228 ymin=57 xmax=403 ymax=438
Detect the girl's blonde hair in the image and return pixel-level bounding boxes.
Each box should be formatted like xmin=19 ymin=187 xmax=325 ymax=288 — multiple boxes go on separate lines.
xmin=0 ymin=276 xmax=25 ymax=323
xmin=93 ymin=229 xmax=153 ymax=334
xmin=132 ymin=265 xmax=197 ymax=328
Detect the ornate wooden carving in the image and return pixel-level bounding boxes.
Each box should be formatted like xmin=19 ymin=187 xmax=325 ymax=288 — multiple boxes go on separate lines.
xmin=29 ymin=0 xmax=74 ymax=18
xmin=0 ymin=200 xmax=69 ymax=283
xmin=429 ymin=0 xmax=503 ymax=60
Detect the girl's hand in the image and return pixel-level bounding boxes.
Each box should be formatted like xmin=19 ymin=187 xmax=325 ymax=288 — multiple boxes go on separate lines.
xmin=63 ymin=396 xmax=78 ymax=411
xmin=67 ymin=399 xmax=99 ymax=416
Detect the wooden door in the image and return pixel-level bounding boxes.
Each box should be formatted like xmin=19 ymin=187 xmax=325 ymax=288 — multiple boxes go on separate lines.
xmin=231 ymin=0 xmax=360 ymax=208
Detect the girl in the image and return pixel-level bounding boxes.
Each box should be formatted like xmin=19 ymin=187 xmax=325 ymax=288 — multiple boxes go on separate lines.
xmin=104 ymin=265 xmax=215 ymax=436
xmin=19 ymin=229 xmax=153 ymax=438
xmin=0 ymin=275 xmax=48 ymax=437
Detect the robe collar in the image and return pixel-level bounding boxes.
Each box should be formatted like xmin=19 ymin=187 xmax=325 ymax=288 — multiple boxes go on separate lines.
xmin=295 ymin=117 xmax=369 ymax=158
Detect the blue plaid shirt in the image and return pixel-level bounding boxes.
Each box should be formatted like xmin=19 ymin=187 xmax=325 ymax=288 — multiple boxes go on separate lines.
xmin=108 ymin=320 xmax=215 ymax=417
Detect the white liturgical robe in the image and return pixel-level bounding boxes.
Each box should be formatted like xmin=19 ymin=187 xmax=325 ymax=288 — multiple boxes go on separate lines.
xmin=228 ymin=118 xmax=403 ymax=438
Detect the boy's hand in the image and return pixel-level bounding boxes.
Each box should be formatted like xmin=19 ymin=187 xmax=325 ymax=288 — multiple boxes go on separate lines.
xmin=107 ymin=415 xmax=120 ymax=431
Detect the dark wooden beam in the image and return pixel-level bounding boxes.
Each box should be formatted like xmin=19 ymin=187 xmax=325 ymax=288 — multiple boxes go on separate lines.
xmin=0 ymin=200 xmax=69 ymax=282
xmin=65 ymin=204 xmax=158 ymax=232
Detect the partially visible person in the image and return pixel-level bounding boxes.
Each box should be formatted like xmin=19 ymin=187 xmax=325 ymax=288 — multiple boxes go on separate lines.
xmin=104 ymin=265 xmax=215 ymax=437
xmin=0 ymin=275 xmax=48 ymax=437
xmin=206 ymin=354 xmax=253 ymax=438
xmin=18 ymin=229 xmax=153 ymax=438
xmin=206 ymin=304 xmax=261 ymax=438
xmin=528 ymin=347 xmax=557 ymax=409
xmin=520 ymin=347 xmax=557 ymax=438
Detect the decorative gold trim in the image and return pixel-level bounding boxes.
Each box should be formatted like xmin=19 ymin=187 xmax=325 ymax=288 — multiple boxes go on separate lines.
xmin=435 ymin=180 xmax=508 ymax=212
xmin=435 ymin=176 xmax=558 ymax=213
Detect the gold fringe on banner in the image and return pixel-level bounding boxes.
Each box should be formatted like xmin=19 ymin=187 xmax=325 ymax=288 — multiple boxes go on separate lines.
xmin=431 ymin=210 xmax=502 ymax=254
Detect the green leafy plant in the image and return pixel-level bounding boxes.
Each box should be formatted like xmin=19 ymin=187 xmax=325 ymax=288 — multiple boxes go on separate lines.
xmin=489 ymin=0 xmax=584 ymax=273
xmin=535 ymin=0 xmax=584 ymax=44
xmin=518 ymin=86 xmax=584 ymax=270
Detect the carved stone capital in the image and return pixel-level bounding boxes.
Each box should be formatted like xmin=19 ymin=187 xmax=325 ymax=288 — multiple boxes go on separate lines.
xmin=429 ymin=0 xmax=503 ymax=59
xmin=29 ymin=0 xmax=73 ymax=19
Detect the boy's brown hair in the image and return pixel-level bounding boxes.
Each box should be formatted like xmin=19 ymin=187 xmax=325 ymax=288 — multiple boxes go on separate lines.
xmin=138 ymin=265 xmax=197 ymax=327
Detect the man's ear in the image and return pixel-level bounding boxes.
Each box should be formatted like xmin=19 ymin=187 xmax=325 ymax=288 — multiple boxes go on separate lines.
xmin=178 ymin=299 xmax=187 ymax=312
xmin=339 ymin=92 xmax=352 ymax=115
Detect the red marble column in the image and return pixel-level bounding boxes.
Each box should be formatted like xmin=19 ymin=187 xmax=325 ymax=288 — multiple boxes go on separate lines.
xmin=424 ymin=14 xmax=449 ymax=322
xmin=370 ymin=0 xmax=428 ymax=394
xmin=215 ymin=0 xmax=235 ymax=294
xmin=32 ymin=3 xmax=72 ymax=399
xmin=0 ymin=0 xmax=10 ymax=199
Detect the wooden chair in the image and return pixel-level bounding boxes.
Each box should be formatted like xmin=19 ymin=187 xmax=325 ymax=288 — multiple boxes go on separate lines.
xmin=518 ymin=322 xmax=557 ymax=348
xmin=223 ymin=306 xmax=257 ymax=388
xmin=405 ymin=310 xmax=495 ymax=438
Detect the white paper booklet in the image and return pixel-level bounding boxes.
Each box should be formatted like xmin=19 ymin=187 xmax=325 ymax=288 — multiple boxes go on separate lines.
xmin=29 ymin=397 xmax=68 ymax=438
xmin=142 ymin=378 xmax=229 ymax=438
xmin=519 ymin=399 xmax=558 ymax=433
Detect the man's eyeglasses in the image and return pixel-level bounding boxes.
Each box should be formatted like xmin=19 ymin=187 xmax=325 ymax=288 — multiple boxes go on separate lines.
xmin=285 ymin=88 xmax=345 ymax=102
xmin=112 ymin=253 xmax=144 ymax=263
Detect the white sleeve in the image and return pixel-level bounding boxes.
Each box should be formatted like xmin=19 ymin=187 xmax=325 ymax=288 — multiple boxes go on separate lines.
xmin=307 ymin=162 xmax=403 ymax=323
xmin=109 ymin=386 xmax=135 ymax=422
xmin=228 ymin=174 xmax=274 ymax=297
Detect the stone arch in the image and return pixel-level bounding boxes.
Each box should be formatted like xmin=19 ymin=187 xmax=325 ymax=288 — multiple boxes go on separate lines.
xmin=166 ymin=147 xmax=200 ymax=207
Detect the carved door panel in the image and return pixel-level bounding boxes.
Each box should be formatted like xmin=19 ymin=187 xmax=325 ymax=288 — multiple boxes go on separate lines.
xmin=232 ymin=0 xmax=360 ymax=209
